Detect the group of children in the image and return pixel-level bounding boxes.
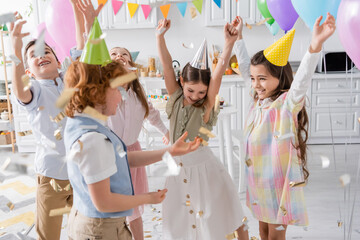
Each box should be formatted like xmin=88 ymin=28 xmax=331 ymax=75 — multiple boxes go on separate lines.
xmin=9 ymin=0 xmax=336 ymax=239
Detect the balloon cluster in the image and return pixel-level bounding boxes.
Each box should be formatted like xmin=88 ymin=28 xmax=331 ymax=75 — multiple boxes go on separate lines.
xmin=256 ymin=0 xmax=360 ymax=69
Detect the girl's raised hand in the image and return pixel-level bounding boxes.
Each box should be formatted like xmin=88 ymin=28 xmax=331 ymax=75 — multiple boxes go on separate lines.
xmin=224 ymin=22 xmax=238 ymax=45
xmin=147 ymin=189 xmax=168 ymax=204
xmin=156 ymin=19 xmax=171 ymax=37
xmin=232 ymin=16 xmax=244 ymax=40
xmin=169 ymin=131 xmax=201 ymax=156
xmin=310 ymin=13 xmax=336 ymax=53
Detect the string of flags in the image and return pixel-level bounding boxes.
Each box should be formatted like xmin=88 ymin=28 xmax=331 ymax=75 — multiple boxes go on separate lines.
xmin=99 ymin=0 xmax=225 ymax=19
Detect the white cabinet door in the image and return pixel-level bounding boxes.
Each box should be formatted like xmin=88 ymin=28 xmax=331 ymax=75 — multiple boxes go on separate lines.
xmin=106 ymin=0 xmax=158 ymax=29
xmin=231 ymin=0 xmax=261 ymax=24
xmin=205 ymin=0 xmax=231 ymax=26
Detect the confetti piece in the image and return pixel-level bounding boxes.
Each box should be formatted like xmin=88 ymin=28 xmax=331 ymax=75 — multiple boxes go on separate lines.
xmin=245 ymin=159 xmax=252 ymax=167
xmin=289 ymin=181 xmax=306 ymax=188
xmin=63 ymin=184 xmax=71 ymax=191
xmin=50 ymin=179 xmax=62 ymax=192
xmin=245 ymin=23 xmax=252 ymax=29
xmin=37 ymin=106 xmax=45 ymax=111
xmin=252 ymin=200 xmax=258 ymax=206
xmin=198 ymin=127 xmax=216 ymax=138
xmin=144 ymin=231 xmax=151 ymax=233
xmin=21 ymin=74 xmax=31 ymax=91
xmin=189 ymin=6 xmax=197 ymax=20
xmin=226 ymin=231 xmax=239 ymax=240
xmin=110 ymin=72 xmax=138 ymax=89
xmin=0 ymin=13 xmax=16 ymax=25
xmin=250 ymin=237 xmax=259 ymax=240
xmin=337 ymin=220 xmax=343 ymax=227
xmin=232 ymin=67 xmax=241 ymax=75
xmin=151 ymin=208 xmax=156 ymax=212
xmin=77 ymin=140 xmax=83 ymax=152
xmin=54 ymin=129 xmax=62 ymax=140
xmin=289 ymin=219 xmax=299 ymax=224
xmin=242 ymin=216 xmax=248 ymax=224
xmin=320 ymin=155 xmax=330 ymax=168
xmin=152 ymin=151 xmax=181 ymax=177
xmin=201 ymin=139 xmax=209 ymax=146
xmin=83 ymin=106 xmax=108 ymax=122
xmin=144 ymin=235 xmax=152 ymax=238
xmin=118 ymin=87 xmax=128 ymax=101
xmin=339 ymin=174 xmax=351 ymax=187
xmin=128 ymin=67 xmax=137 ymax=71
xmin=1 ymin=157 xmax=11 ymax=171
xmin=7 ymin=202 xmax=14 ymax=210
xmin=79 ymin=125 xmax=98 ymax=130
xmin=56 ymin=88 xmax=77 ymax=109
xmin=151 ymin=217 xmax=157 ymax=221
xmin=280 ymin=206 xmax=287 ymax=216
xmin=51 ymin=112 xmax=66 ymax=123
xmin=17 ymin=130 xmax=33 ymax=137
xmin=186 ymin=194 xmax=190 ymax=198
xmin=9 ymin=54 xmax=21 ymax=66
xmin=275 ymin=225 xmax=285 ymax=231
xmin=89 ymin=33 xmax=107 ymax=45
xmin=49 ymin=206 xmax=71 ymax=216
xmin=197 ymin=210 xmax=203 ymax=217
xmin=185 ymin=200 xmax=191 ymax=206
xmin=34 ymin=29 xmax=45 ymax=57
xmin=0 ymin=232 xmax=6 ymax=236
xmin=256 ymin=18 xmax=272 ymax=26
xmin=182 ymin=42 xmax=194 ymax=49
xmin=157 ymin=218 xmax=162 ymax=221
xmin=214 ymin=95 xmax=220 ymax=112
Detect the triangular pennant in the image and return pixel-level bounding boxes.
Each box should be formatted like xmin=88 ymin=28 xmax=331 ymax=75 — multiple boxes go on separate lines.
xmin=112 ymin=0 xmax=123 ymax=15
xmin=213 ymin=0 xmax=221 ymax=8
xmin=128 ymin=3 xmax=139 ymax=18
xmin=141 ymin=4 xmax=152 ymax=20
xmin=263 ymin=29 xmax=295 ymax=66
xmin=80 ymin=17 xmax=112 ymax=66
xmin=98 ymin=0 xmax=108 ymax=6
xmin=130 ymin=51 xmax=140 ymax=62
xmin=176 ymin=2 xmax=188 ymax=17
xmin=193 ymin=0 xmax=203 ymax=14
xmin=160 ymin=4 xmax=171 ymax=18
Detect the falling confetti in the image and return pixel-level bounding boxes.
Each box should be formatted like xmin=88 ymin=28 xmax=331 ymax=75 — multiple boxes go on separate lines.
xmin=56 ymin=88 xmax=77 ymax=109
xmin=245 ymin=159 xmax=253 ymax=167
xmin=9 ymin=54 xmax=21 ymax=66
xmin=182 ymin=42 xmax=194 ymax=49
xmin=83 ymin=106 xmax=108 ymax=122
xmin=37 ymin=106 xmax=45 ymax=111
xmin=256 ymin=18 xmax=272 ymax=26
xmin=275 ymin=225 xmax=285 ymax=231
xmin=225 ymin=231 xmax=239 ymax=240
xmin=89 ymin=33 xmax=107 ymax=45
xmin=54 ymin=129 xmax=62 ymax=141
xmin=17 ymin=130 xmax=33 ymax=137
xmin=214 ymin=95 xmax=220 ymax=112
xmin=189 ymin=6 xmax=197 ymax=20
xmin=6 ymin=202 xmax=14 ymax=211
xmin=110 ymin=72 xmax=138 ymax=89
xmin=289 ymin=181 xmax=306 ymax=188
xmin=339 ymin=174 xmax=351 ymax=187
xmin=245 ymin=23 xmax=252 ymax=29
xmin=1 ymin=157 xmax=11 ymax=171
xmin=152 ymin=151 xmax=180 ymax=177
xmin=320 ymin=155 xmax=330 ymax=168
xmin=198 ymin=126 xmax=216 ymax=138
xmin=34 ymin=29 xmax=45 ymax=57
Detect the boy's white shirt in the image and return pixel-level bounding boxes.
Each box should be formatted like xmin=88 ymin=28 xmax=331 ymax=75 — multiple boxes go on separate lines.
xmin=69 ymin=113 xmax=117 ymax=185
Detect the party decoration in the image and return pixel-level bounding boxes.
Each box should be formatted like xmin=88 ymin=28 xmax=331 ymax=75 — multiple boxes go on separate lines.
xmin=130 ymin=51 xmax=140 ymax=62
xmin=160 ymin=4 xmax=171 ymax=18
xmin=213 ymin=0 xmax=221 ymax=8
xmin=112 ymin=0 xmax=123 ymax=15
xmin=190 ymin=39 xmax=208 ymax=70
xmin=128 ymin=3 xmax=139 ymax=18
xmin=80 ymin=17 xmax=111 ymax=66
xmin=141 ymin=4 xmax=152 ymax=20
xmin=193 ymin=0 xmax=203 ymax=14
xmin=257 ymin=0 xmax=274 ymax=25
xmin=264 ymin=29 xmax=295 ymax=66
xmin=98 ymin=0 xmax=108 ymax=6
xmin=267 ymin=0 xmax=298 ymax=31
xmin=45 ymin=0 xmax=76 ymax=58
xmin=176 ymin=2 xmax=188 ymax=17
xmin=336 ymin=0 xmax=360 ymax=69
xmin=265 ymin=21 xmax=280 ymax=36
xmin=32 ymin=22 xmax=66 ymax=62
xmin=291 ymin=0 xmax=341 ymax=30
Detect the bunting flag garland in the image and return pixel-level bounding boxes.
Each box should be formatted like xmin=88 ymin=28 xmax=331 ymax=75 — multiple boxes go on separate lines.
xmin=128 ymin=3 xmax=139 ymax=18
xmin=160 ymin=4 xmax=171 ymax=18
xmin=141 ymin=4 xmax=152 ymax=20
xmin=98 ymin=0 xmax=108 ymax=6
xmin=193 ymin=0 xmax=203 ymax=14
xmin=176 ymin=2 xmax=188 ymax=17
xmin=213 ymin=0 xmax=221 ymax=8
xmin=112 ymin=0 xmax=123 ymax=15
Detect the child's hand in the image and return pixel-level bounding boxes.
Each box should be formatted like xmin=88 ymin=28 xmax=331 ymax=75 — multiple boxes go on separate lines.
xmin=9 ymin=16 xmax=29 ymax=58
xmin=310 ymin=13 xmax=336 ymax=53
xmin=156 ymin=19 xmax=171 ymax=37
xmin=147 ymin=189 xmax=168 ymax=204
xmin=224 ymin=22 xmax=238 ymax=45
xmin=162 ymin=131 xmax=170 ymax=145
xmin=232 ymin=16 xmax=244 ymax=40
xmin=169 ymin=131 xmax=201 ymax=156
xmin=74 ymin=0 xmax=104 ymax=33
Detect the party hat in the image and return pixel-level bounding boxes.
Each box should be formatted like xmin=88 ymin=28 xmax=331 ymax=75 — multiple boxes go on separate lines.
xmin=80 ymin=17 xmax=112 ymax=66
xmin=263 ymin=29 xmax=295 ymax=67
xmin=190 ymin=39 xmax=208 ymax=70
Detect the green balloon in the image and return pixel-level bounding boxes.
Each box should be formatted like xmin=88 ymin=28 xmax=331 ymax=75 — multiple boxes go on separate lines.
xmin=257 ymin=0 xmax=275 ymax=25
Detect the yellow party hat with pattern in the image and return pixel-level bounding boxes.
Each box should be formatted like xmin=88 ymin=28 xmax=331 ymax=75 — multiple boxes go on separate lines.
xmin=263 ymin=29 xmax=295 ymax=67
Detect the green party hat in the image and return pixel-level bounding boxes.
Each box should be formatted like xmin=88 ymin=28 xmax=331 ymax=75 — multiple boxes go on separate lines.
xmin=80 ymin=17 xmax=111 ymax=66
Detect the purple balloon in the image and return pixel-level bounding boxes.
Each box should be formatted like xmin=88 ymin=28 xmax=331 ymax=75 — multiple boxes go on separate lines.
xmin=32 ymin=23 xmax=66 ymax=63
xmin=267 ymin=0 xmax=298 ymax=31
xmin=45 ymin=0 xmax=76 ymax=58
xmin=337 ymin=0 xmax=360 ymax=69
